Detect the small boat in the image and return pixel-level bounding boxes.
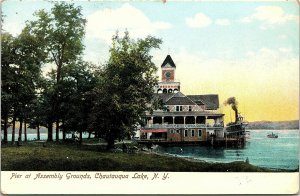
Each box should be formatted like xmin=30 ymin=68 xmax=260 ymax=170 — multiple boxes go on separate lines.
xmin=267 ymin=132 xmax=278 ymax=138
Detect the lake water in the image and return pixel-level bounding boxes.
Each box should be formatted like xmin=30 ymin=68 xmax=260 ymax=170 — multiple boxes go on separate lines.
xmin=1 ymin=127 xmax=90 ymax=141
xmin=2 ymin=129 xmax=299 ymax=170
xmin=157 ymin=129 xmax=299 ymax=170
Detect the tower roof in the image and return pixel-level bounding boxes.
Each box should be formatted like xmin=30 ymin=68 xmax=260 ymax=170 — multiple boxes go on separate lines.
xmin=161 ymin=55 xmax=176 ymax=68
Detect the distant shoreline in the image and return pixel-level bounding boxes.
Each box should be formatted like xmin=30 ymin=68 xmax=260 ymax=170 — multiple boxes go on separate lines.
xmin=246 ymin=120 xmax=299 ymax=130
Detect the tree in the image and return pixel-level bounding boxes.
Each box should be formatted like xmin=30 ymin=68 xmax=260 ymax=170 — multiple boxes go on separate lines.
xmin=13 ymin=25 xmax=46 ymax=143
xmin=28 ymin=95 xmax=44 ymax=140
xmin=61 ymin=61 xmax=97 ymax=143
xmin=26 ymin=2 xmax=86 ymax=141
xmin=1 ymin=33 xmax=16 ymax=143
xmin=91 ymin=32 xmax=161 ymax=149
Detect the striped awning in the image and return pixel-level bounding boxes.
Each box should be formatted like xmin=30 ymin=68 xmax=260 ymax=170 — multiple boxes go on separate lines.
xmin=141 ymin=129 xmax=168 ymax=133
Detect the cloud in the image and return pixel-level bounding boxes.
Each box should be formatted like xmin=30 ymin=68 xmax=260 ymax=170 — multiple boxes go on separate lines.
xmin=86 ymin=3 xmax=172 ymax=42
xmin=186 ymin=13 xmax=212 ymax=28
xmin=244 ymin=47 xmax=297 ymax=73
xmin=2 ymin=21 xmax=25 ymax=36
xmin=215 ymin=19 xmax=230 ymax=26
xmin=253 ymin=6 xmax=297 ymax=24
xmin=278 ymin=47 xmax=292 ymax=53
xmin=240 ymin=6 xmax=298 ymax=28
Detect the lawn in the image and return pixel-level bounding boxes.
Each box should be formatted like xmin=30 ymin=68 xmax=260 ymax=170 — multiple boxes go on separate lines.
xmin=0 ymin=141 xmax=280 ymax=172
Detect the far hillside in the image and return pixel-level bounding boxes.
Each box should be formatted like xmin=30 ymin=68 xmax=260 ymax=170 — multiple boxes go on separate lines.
xmin=247 ymin=120 xmax=299 ymax=130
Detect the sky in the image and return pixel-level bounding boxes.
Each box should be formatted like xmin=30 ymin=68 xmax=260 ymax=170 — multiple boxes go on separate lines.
xmin=2 ymin=0 xmax=299 ymax=123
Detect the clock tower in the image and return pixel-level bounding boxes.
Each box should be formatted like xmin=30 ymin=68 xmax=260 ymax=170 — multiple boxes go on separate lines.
xmin=157 ymin=55 xmax=181 ymax=94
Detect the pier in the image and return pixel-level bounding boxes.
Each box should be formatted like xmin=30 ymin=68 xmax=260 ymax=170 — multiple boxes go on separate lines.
xmin=137 ymin=135 xmax=246 ymax=148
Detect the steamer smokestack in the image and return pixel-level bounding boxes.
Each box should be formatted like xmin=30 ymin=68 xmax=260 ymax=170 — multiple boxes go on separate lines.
xmin=224 ymin=97 xmax=239 ymax=123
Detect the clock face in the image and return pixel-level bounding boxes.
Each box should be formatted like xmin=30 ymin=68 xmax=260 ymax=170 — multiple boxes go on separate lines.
xmin=165 ymin=72 xmax=171 ymax=78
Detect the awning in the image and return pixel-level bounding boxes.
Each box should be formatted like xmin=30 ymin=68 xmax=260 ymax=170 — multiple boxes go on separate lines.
xmin=141 ymin=129 xmax=168 ymax=133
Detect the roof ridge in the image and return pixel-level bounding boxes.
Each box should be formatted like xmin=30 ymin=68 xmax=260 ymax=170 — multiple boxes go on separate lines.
xmin=165 ymin=92 xmax=177 ymax=102
xmin=184 ymin=94 xmax=199 ymax=106
xmin=187 ymin=94 xmax=218 ymax=96
xmin=166 ymin=92 xmax=198 ymax=105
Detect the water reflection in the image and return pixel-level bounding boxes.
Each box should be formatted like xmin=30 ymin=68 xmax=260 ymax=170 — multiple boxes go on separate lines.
xmin=156 ymin=129 xmax=299 ymax=170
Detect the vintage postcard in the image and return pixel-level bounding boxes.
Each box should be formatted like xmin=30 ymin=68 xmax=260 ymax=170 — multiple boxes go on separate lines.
xmin=1 ymin=0 xmax=299 ymax=194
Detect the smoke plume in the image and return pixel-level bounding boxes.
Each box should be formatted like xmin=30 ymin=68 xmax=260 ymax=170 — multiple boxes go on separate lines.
xmin=224 ymin=97 xmax=239 ymax=122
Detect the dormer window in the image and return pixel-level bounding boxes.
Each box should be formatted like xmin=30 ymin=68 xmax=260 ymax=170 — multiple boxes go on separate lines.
xmin=189 ymin=106 xmax=192 ymax=111
xmin=176 ymin=106 xmax=183 ymax=111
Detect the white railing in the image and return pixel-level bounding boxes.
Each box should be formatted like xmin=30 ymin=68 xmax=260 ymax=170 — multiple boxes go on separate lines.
xmin=143 ymin=124 xmax=224 ymax=129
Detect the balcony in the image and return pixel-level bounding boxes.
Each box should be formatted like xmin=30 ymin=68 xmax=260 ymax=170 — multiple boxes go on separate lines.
xmin=143 ymin=124 xmax=224 ymax=129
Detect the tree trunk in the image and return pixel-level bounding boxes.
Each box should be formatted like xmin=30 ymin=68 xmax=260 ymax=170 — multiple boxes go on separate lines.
xmin=55 ymin=59 xmax=62 ymax=141
xmin=48 ymin=122 xmax=53 ymax=141
xmin=18 ymin=118 xmax=23 ymax=142
xmin=79 ymin=131 xmax=83 ymax=144
xmin=106 ymin=132 xmax=115 ymax=150
xmin=37 ymin=124 xmax=40 ymax=140
xmin=3 ymin=113 xmax=8 ymax=143
xmin=12 ymin=115 xmax=16 ymax=144
xmin=56 ymin=118 xmax=59 ymax=141
xmin=24 ymin=119 xmax=27 ymax=142
xmin=62 ymin=121 xmax=66 ymax=141
xmin=88 ymin=131 xmax=91 ymax=139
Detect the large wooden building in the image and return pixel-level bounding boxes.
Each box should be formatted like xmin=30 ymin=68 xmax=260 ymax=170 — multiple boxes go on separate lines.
xmin=140 ymin=55 xmax=225 ymax=144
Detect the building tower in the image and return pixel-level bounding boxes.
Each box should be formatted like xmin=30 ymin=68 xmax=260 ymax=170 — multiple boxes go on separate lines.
xmin=156 ymin=55 xmax=181 ymax=94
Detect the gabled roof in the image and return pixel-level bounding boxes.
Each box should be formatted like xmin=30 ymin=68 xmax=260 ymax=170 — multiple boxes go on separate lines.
xmin=166 ymin=96 xmax=197 ymax=105
xmin=154 ymin=92 xmax=196 ymax=105
xmin=171 ymin=91 xmax=185 ymax=98
xmin=187 ymin=95 xmax=219 ymax=110
xmin=165 ymin=92 xmax=197 ymax=105
xmin=161 ymin=55 xmax=176 ymax=68
xmin=153 ymin=93 xmax=174 ymax=103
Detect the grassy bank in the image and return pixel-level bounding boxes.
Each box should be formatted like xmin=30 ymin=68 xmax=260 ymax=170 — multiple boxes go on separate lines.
xmin=0 ymin=142 xmax=289 ymax=172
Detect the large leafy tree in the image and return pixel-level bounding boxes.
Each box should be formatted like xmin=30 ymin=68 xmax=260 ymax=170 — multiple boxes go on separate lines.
xmin=26 ymin=2 xmax=86 ymax=141
xmin=61 ymin=61 xmax=97 ymax=143
xmin=14 ymin=26 xmax=46 ymax=142
xmin=1 ymin=25 xmax=46 ymax=143
xmin=91 ymin=32 xmax=161 ymax=149
xmin=1 ymin=33 xmax=16 ymax=143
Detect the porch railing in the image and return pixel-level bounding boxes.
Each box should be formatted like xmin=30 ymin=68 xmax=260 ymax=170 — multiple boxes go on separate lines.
xmin=143 ymin=124 xmax=224 ymax=129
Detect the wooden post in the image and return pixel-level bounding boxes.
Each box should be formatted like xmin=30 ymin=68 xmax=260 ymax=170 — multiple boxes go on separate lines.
xmin=225 ymin=133 xmax=227 ymax=148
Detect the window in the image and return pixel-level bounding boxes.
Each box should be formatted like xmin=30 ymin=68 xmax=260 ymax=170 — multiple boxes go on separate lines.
xmin=191 ymin=129 xmax=195 ymax=137
xmin=189 ymin=106 xmax=192 ymax=111
xmin=169 ymin=129 xmax=173 ymax=133
xmin=176 ymin=106 xmax=183 ymax=112
xmin=198 ymin=129 xmax=202 ymax=137
xmin=176 ymin=130 xmax=180 ymax=134
xmin=184 ymin=130 xmax=188 ymax=137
